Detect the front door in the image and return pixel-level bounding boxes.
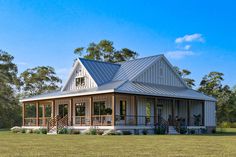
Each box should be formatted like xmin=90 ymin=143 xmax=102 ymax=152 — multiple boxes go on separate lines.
xmin=58 ymin=104 xmax=68 ymax=118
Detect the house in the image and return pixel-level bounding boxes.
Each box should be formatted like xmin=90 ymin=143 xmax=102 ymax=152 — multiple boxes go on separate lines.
xmin=20 ymin=54 xmax=216 ymax=134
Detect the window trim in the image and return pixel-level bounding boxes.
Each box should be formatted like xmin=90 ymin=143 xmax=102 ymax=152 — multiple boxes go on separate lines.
xmin=75 ymin=76 xmax=85 ymax=87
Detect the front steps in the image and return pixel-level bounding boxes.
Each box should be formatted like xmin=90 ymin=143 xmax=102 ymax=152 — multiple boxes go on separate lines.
xmin=168 ymin=126 xmax=179 ymax=135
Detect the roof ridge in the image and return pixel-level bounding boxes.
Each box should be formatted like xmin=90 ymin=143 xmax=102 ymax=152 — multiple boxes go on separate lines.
xmin=79 ymin=58 xmax=121 ymax=66
xmin=119 ymin=54 xmax=164 ymax=64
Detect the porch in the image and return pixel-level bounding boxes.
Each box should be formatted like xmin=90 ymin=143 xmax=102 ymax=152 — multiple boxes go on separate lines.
xmin=22 ymin=93 xmax=205 ymax=129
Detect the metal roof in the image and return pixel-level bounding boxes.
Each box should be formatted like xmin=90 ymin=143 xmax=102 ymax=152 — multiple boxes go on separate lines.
xmin=20 ymin=81 xmax=125 ymax=102
xmin=112 ymin=55 xmax=162 ymax=81
xmin=80 ymin=58 xmax=121 ymax=85
xmin=116 ymin=81 xmax=216 ymax=101
xmin=21 ymin=55 xmax=216 ymax=102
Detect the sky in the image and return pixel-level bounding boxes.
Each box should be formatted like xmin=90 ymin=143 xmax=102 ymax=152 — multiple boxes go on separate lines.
xmin=0 ymin=0 xmax=236 ymax=88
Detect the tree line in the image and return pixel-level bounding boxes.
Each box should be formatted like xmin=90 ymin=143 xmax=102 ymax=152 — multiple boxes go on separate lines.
xmin=0 ymin=40 xmax=235 ymax=128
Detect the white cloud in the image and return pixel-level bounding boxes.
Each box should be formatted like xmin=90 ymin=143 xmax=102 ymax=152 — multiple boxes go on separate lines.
xmin=175 ymin=33 xmax=204 ymax=44
xmin=165 ymin=51 xmax=195 ymax=59
xmin=184 ymin=45 xmax=191 ymax=50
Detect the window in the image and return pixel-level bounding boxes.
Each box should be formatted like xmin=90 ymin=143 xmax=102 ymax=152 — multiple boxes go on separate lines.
xmin=75 ymin=77 xmax=85 ymax=86
xmin=120 ymin=100 xmax=126 ymax=120
xmin=75 ymin=103 xmax=86 ymax=116
xmin=94 ymin=101 xmax=106 ymax=115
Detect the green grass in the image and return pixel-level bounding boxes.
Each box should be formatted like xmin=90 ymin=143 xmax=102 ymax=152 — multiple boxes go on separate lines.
xmin=0 ymin=129 xmax=236 ymax=157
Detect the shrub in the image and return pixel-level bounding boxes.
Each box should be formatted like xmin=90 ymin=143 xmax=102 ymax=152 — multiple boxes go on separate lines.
xmin=71 ymin=129 xmax=80 ymax=134
xmin=122 ymin=130 xmax=132 ymax=135
xmin=96 ymin=130 xmax=104 ymax=135
xmin=21 ymin=128 xmax=26 ymax=133
xmin=200 ymin=128 xmax=207 ymax=134
xmin=154 ymin=127 xmax=166 ymax=134
xmin=40 ymin=128 xmax=48 ymax=134
xmin=11 ymin=126 xmax=21 ymax=133
xmin=142 ymin=129 xmax=148 ymax=135
xmin=89 ymin=128 xmax=97 ymax=135
xmin=26 ymin=129 xmax=33 ymax=134
xmin=189 ymin=129 xmax=195 ymax=134
xmin=134 ymin=129 xmax=139 ymax=135
xmin=212 ymin=128 xmax=216 ymax=134
xmin=33 ymin=129 xmax=40 ymax=134
xmin=179 ymin=127 xmax=187 ymax=134
xmin=58 ymin=128 xmax=68 ymax=134
xmin=103 ymin=129 xmax=122 ymax=135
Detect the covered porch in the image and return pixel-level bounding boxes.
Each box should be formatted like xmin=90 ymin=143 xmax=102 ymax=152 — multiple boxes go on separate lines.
xmin=22 ymin=93 xmax=205 ymax=129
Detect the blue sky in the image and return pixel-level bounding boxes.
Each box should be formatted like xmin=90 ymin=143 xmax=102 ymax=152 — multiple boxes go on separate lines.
xmin=0 ymin=0 xmax=235 ymax=88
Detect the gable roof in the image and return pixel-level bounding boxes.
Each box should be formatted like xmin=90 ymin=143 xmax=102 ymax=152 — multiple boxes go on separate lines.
xmin=79 ymin=58 xmax=120 ymax=85
xmin=20 ymin=54 xmax=216 ymax=102
xmin=112 ymin=55 xmax=162 ymax=81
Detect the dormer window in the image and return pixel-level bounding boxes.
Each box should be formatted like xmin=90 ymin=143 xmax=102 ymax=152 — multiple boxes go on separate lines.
xmin=75 ymin=77 xmax=85 ymax=86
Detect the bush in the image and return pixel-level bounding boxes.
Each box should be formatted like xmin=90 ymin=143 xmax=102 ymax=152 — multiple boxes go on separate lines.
xmin=154 ymin=127 xmax=166 ymax=134
xmin=103 ymin=129 xmax=122 ymax=135
xmin=142 ymin=129 xmax=148 ymax=135
xmin=218 ymin=122 xmax=236 ymax=128
xmin=189 ymin=129 xmax=195 ymax=134
xmin=122 ymin=130 xmax=132 ymax=135
xmin=71 ymin=129 xmax=80 ymax=134
xmin=212 ymin=128 xmax=216 ymax=134
xmin=179 ymin=127 xmax=187 ymax=134
xmin=200 ymin=128 xmax=207 ymax=134
xmin=96 ymin=130 xmax=104 ymax=135
xmin=40 ymin=128 xmax=48 ymax=134
xmin=26 ymin=129 xmax=33 ymax=134
xmin=58 ymin=128 xmax=68 ymax=134
xmin=33 ymin=129 xmax=41 ymax=134
xmin=11 ymin=126 xmax=21 ymax=133
xmin=21 ymin=128 xmax=26 ymax=133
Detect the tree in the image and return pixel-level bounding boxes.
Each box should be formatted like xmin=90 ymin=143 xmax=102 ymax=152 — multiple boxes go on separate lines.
xmin=198 ymin=72 xmax=233 ymax=123
xmin=0 ymin=50 xmax=21 ymax=128
xmin=174 ymin=66 xmax=195 ymax=88
xmin=74 ymin=40 xmax=138 ymax=63
xmin=20 ymin=66 xmax=62 ymax=96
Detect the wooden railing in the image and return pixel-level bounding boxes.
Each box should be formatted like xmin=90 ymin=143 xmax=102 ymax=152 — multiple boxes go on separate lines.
xmin=75 ymin=116 xmax=90 ymax=126
xmin=57 ymin=115 xmax=68 ymax=132
xmin=24 ymin=118 xmax=37 ymax=126
xmin=158 ymin=117 xmax=169 ymax=134
xmin=47 ymin=115 xmax=59 ymax=132
xmin=92 ymin=115 xmax=112 ymax=126
xmin=115 ymin=115 xmax=156 ymax=126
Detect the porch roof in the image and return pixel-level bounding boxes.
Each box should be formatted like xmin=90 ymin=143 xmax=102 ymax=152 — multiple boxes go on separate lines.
xmin=21 ymin=81 xmax=216 ymax=102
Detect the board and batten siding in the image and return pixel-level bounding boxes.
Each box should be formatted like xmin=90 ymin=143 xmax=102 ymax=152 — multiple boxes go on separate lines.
xmin=134 ymin=58 xmax=185 ymax=87
xmin=204 ymin=101 xmax=216 ymax=127
xmin=63 ymin=63 xmax=97 ymax=91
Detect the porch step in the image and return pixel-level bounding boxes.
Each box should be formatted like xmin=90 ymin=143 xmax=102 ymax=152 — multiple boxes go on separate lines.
xmin=168 ymin=126 xmax=179 ymax=135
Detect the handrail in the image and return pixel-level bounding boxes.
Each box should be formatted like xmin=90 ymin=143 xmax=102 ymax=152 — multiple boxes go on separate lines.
xmin=57 ymin=115 xmax=68 ymax=133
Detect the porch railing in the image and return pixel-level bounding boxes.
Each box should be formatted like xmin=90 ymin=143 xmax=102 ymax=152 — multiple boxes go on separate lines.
xmin=74 ymin=115 xmax=112 ymax=126
xmin=24 ymin=118 xmax=37 ymax=126
xmin=115 ymin=115 xmax=156 ymax=126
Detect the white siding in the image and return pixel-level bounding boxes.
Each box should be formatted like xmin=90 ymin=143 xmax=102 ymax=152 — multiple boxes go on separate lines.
xmin=134 ymin=58 xmax=185 ymax=87
xmin=205 ymin=101 xmax=216 ymax=126
xmin=63 ymin=63 xmax=97 ymax=91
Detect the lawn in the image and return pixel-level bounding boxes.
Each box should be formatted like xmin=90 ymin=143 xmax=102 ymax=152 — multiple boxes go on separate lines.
xmin=0 ymin=129 xmax=236 ymax=157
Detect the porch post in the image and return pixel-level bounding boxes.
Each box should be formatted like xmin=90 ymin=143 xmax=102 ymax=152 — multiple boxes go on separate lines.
xmin=22 ymin=103 xmax=25 ymax=126
xmin=36 ymin=102 xmax=39 ymax=126
xmin=187 ymin=100 xmax=190 ymax=126
xmin=112 ymin=93 xmax=116 ymax=126
xmin=89 ymin=96 xmax=93 ymax=126
xmin=202 ymin=101 xmax=205 ymax=126
xmin=172 ymin=99 xmax=175 ymax=125
xmin=134 ymin=96 xmax=137 ymax=125
xmin=42 ymin=104 xmax=45 ymax=126
xmin=154 ymin=98 xmax=157 ymax=125
xmin=51 ymin=100 xmax=55 ymax=117
xmin=70 ymin=98 xmax=73 ymax=126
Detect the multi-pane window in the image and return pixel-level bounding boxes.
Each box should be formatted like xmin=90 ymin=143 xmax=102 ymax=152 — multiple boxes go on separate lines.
xmin=75 ymin=77 xmax=85 ymax=86
xmin=94 ymin=101 xmax=106 ymax=115
xmin=75 ymin=103 xmax=86 ymax=116
xmin=120 ymin=100 xmax=126 ymax=120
